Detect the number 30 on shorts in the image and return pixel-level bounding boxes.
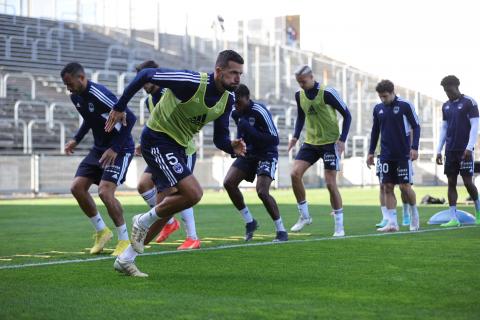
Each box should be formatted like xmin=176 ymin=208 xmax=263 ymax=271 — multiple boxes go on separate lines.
xmin=380 ymin=162 xmax=389 ymax=173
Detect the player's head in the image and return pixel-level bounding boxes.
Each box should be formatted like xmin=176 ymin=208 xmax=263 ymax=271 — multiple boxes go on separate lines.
xmin=234 ymin=84 xmax=250 ymax=113
xmin=294 ymin=65 xmax=315 ymax=90
xmin=214 ymin=50 xmax=244 ymax=92
xmin=375 ymin=80 xmax=395 ymax=104
xmin=440 ymin=75 xmax=461 ymax=101
xmin=61 ymin=62 xmax=87 ymax=94
xmin=136 ymin=60 xmax=160 ymax=94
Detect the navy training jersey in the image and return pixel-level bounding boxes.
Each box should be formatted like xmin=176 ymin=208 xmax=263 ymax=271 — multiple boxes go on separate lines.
xmin=368 ymin=96 xmax=420 ymax=161
xmin=71 ymin=80 xmax=136 ymax=153
xmin=232 ymin=101 xmax=279 ymax=159
xmin=442 ymin=95 xmax=479 ymax=152
xmin=114 ymin=68 xmax=235 ymax=155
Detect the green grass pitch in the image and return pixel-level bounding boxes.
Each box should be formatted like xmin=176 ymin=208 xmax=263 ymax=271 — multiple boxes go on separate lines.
xmin=0 ymin=186 xmax=479 ymax=320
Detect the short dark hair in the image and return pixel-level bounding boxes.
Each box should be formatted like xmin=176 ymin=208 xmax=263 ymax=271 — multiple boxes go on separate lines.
xmin=135 ymin=60 xmax=159 ymax=72
xmin=215 ymin=50 xmax=244 ymax=68
xmin=375 ymin=79 xmax=395 ymax=93
xmin=61 ymin=62 xmax=84 ymax=78
xmin=440 ymin=75 xmax=460 ymax=87
xmin=234 ymin=84 xmax=250 ymax=99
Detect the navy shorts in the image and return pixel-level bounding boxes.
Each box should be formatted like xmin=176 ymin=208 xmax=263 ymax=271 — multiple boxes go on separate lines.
xmin=140 ymin=128 xmax=192 ymax=189
xmin=232 ymin=157 xmax=277 ymax=182
xmin=444 ymin=151 xmax=474 ymax=177
xmin=75 ymin=148 xmax=133 ymax=185
xmin=144 ymin=153 xmax=197 ymax=191
xmin=295 ymin=143 xmax=340 ymax=171
xmin=378 ymin=159 xmax=413 ymax=185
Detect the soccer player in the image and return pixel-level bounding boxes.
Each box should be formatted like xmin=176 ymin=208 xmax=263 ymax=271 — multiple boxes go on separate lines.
xmin=107 ymin=50 xmax=246 ymax=277
xmin=288 ymin=65 xmax=351 ymax=237
xmin=135 ymin=60 xmax=200 ymax=250
xmin=436 ymin=75 xmax=480 ymax=226
xmin=367 ymin=80 xmax=420 ymax=232
xmin=223 ymin=84 xmax=288 ymax=242
xmin=61 ymin=62 xmax=136 ymax=256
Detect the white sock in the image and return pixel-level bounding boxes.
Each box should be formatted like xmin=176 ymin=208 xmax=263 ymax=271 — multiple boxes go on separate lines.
xmin=239 ymin=206 xmax=254 ymax=223
xmin=410 ymin=204 xmax=419 ymax=218
xmin=388 ymin=209 xmax=398 ymax=225
xmin=380 ymin=206 xmax=388 ymax=220
xmin=274 ymin=217 xmax=286 ymax=232
xmin=138 ymin=207 xmax=160 ymax=228
xmin=166 ymin=217 xmax=175 ymax=225
xmin=298 ymin=201 xmax=310 ymax=219
xmin=89 ymin=213 xmax=106 ymax=232
xmin=449 ymin=206 xmax=457 ymax=221
xmin=181 ymin=207 xmax=198 ymax=239
xmin=118 ymin=244 xmax=138 ymax=262
xmin=474 ymin=199 xmax=480 ymax=212
xmin=140 ymin=188 xmax=157 ymax=208
xmin=403 ymin=203 xmax=410 ymax=218
xmin=116 ymin=223 xmax=129 ymax=240
xmin=333 ymin=208 xmax=344 ymax=228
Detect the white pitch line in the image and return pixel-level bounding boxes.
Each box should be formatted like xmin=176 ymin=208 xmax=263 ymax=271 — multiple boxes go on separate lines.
xmin=0 ymin=226 xmax=477 ymax=271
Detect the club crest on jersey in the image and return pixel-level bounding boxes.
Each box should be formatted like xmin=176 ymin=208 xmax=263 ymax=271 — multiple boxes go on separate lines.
xmin=249 ymin=117 xmax=255 ymax=126
xmin=445 ymin=105 xmax=450 ymax=110
xmin=173 ymin=163 xmax=183 ymax=174
xmin=76 ymin=103 xmax=81 ymax=109
xmin=393 ymin=106 xmax=400 ymax=114
xmin=88 ymin=102 xmax=94 ymax=112
xmin=457 ymin=103 xmax=463 ymax=109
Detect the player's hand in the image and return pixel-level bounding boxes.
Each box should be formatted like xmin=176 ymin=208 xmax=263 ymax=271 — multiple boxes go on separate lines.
xmin=436 ymin=153 xmax=443 ymax=165
xmin=336 ymin=140 xmax=345 ymax=156
xmin=410 ymin=149 xmax=419 ymax=161
xmin=366 ymin=154 xmax=375 ymax=169
xmin=134 ymin=144 xmax=142 ymax=157
xmin=463 ymin=149 xmax=473 ymax=161
xmin=232 ymin=138 xmax=246 ymax=157
xmin=104 ymin=110 xmax=127 ymax=132
xmin=99 ymin=148 xmax=117 ymax=168
xmin=288 ymin=138 xmax=298 ymax=152
xmin=64 ymin=140 xmax=78 ymax=155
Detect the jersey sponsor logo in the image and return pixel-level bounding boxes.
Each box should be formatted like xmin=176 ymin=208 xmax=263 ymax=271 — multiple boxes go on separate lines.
xmin=189 ymin=113 xmax=207 ymax=126
xmin=249 ymin=117 xmax=256 ymax=126
xmin=173 ymin=163 xmax=184 ymax=174
xmin=88 ymin=102 xmax=94 ymax=112
xmin=393 ymin=106 xmax=400 ymax=114
xmin=308 ymin=105 xmax=317 ymax=115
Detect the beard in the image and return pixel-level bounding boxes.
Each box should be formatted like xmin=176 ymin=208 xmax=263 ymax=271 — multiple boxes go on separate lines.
xmin=222 ymin=82 xmax=239 ymax=92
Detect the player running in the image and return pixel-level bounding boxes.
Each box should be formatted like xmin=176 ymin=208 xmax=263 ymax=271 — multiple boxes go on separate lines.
xmin=436 ymin=75 xmax=480 ymax=226
xmin=134 ymin=60 xmax=201 ymax=250
xmin=288 ymin=65 xmax=351 ymax=237
xmin=223 ymin=84 xmax=288 ymax=242
xmin=106 ymin=50 xmax=246 ymax=277
xmin=367 ymin=80 xmax=420 ymax=232
xmin=61 ymin=62 xmax=136 ymax=256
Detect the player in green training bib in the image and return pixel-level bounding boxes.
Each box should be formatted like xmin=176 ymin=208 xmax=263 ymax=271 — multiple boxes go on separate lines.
xmin=106 ymin=50 xmax=246 ymax=277
xmin=133 ymin=60 xmax=201 ymax=251
xmin=288 ymin=65 xmax=352 ymax=237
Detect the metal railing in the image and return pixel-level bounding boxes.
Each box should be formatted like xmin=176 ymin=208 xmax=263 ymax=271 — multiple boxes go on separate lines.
xmin=1 ymin=73 xmax=36 ymax=99
xmin=23 ymin=25 xmax=48 ymax=45
xmin=48 ymin=102 xmax=81 ymax=128
xmin=5 ymin=35 xmax=33 ymax=59
xmin=27 ymin=120 xmax=65 ymax=154
xmin=32 ymin=38 xmax=62 ymax=62
xmin=46 ymin=27 xmax=74 ymax=51
xmin=14 ymin=100 xmax=48 ymax=126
